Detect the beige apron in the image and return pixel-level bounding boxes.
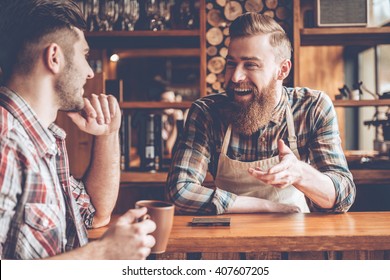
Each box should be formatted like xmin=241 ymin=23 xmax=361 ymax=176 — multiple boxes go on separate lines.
xmin=214 ymin=104 xmax=310 ymax=213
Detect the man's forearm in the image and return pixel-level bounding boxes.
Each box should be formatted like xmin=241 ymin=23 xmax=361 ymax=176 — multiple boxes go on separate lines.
xmin=294 ymin=161 xmax=336 ymax=209
xmin=84 ymin=132 xmax=120 ymax=227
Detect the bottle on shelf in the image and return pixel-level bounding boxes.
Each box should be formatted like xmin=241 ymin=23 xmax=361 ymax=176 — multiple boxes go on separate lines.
xmin=141 ymin=113 xmax=156 ymax=172
xmin=139 ymin=113 xmax=164 ymax=172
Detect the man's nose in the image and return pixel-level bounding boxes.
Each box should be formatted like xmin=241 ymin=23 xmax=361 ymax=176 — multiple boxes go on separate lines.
xmin=231 ymin=67 xmax=246 ymax=83
xmin=87 ymin=64 xmax=94 ymax=79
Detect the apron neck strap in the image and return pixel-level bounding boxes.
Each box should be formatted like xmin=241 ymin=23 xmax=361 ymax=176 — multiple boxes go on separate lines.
xmin=285 ymin=104 xmax=299 ymax=158
xmin=221 ymin=124 xmax=232 ymax=155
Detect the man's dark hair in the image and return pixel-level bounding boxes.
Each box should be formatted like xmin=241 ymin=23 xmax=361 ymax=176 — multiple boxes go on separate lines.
xmin=0 ymin=0 xmax=86 ymax=85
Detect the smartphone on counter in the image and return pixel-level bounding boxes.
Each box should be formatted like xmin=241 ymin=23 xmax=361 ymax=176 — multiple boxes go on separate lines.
xmin=190 ymin=217 xmax=231 ymax=227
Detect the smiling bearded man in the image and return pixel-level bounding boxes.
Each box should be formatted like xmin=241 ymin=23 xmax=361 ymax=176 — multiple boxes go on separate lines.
xmin=166 ymin=12 xmax=355 ymax=217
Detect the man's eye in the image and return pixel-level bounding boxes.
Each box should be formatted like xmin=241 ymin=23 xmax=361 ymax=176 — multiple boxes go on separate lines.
xmin=245 ymin=63 xmax=258 ymax=69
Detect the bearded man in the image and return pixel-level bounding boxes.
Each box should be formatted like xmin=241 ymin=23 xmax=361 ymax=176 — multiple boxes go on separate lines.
xmin=166 ymin=12 xmax=355 ymax=214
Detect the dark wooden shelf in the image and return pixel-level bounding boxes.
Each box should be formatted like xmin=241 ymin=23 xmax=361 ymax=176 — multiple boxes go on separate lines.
xmin=120 ymin=171 xmax=214 ymax=186
xmin=114 ymin=48 xmax=200 ymax=58
xmin=85 ymin=30 xmax=201 ymax=49
xmin=86 ymin=30 xmax=200 ymax=37
xmin=333 ymin=99 xmax=390 ymax=107
xmin=119 ymin=101 xmax=193 ymax=110
xmin=300 ymin=27 xmax=390 ymax=46
xmin=350 ymin=169 xmax=390 ymax=185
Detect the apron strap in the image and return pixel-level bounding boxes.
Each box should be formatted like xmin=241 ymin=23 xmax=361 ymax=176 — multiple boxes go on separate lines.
xmin=221 ymin=124 xmax=232 ymax=155
xmin=285 ymin=104 xmax=300 ymax=159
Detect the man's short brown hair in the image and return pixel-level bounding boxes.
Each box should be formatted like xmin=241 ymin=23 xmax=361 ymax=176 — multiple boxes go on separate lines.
xmin=229 ymin=12 xmax=292 ymax=61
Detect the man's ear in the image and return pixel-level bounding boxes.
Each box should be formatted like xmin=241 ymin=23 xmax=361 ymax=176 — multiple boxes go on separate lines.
xmin=277 ymin=59 xmax=291 ymax=80
xmin=45 ymin=43 xmax=63 ymax=74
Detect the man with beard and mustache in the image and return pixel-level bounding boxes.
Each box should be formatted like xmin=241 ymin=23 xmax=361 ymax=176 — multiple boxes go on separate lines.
xmin=166 ymin=13 xmax=355 ymax=215
xmin=0 ymin=0 xmax=155 ymax=259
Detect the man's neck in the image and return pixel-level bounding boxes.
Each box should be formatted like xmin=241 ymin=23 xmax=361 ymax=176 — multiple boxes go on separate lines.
xmin=6 ymin=75 xmax=58 ymax=128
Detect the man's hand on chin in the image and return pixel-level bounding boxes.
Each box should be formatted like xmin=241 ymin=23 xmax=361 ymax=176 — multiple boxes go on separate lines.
xmin=67 ymin=94 xmax=121 ymax=136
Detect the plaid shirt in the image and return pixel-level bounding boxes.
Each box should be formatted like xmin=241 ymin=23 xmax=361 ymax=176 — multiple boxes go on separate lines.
xmin=167 ymin=87 xmax=356 ymax=214
xmin=0 ymin=87 xmax=95 ymax=259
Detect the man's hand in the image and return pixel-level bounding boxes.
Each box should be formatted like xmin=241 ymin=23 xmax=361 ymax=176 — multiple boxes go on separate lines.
xmin=67 ymin=94 xmax=121 ymax=136
xmin=248 ymin=139 xmax=303 ymax=188
xmin=98 ymin=207 xmax=156 ymax=260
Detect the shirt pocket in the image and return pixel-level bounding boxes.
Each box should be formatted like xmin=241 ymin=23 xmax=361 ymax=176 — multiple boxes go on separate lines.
xmin=24 ymin=203 xmax=60 ymax=232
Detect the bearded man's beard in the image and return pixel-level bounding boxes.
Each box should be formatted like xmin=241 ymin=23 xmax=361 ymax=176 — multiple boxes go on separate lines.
xmin=227 ymin=79 xmax=278 ymax=136
xmin=55 ymin=57 xmax=85 ymax=112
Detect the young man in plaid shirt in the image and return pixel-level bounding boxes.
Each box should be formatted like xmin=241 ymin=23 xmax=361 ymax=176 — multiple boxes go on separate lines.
xmin=0 ymin=0 xmax=155 ymax=259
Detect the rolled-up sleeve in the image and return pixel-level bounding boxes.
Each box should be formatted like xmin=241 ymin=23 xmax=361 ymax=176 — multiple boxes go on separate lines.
xmin=69 ymin=176 xmax=95 ymax=229
xmin=308 ymin=92 xmax=356 ymax=212
xmin=166 ymin=101 xmax=237 ymax=214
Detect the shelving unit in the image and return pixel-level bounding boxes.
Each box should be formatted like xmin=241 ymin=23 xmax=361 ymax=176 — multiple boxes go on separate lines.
xmin=293 ymin=0 xmax=390 ymax=85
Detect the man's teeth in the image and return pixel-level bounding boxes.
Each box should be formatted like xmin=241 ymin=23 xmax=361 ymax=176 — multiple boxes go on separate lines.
xmin=234 ymin=88 xmax=252 ymax=96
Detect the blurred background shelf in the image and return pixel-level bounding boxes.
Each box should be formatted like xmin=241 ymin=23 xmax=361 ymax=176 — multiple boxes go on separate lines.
xmin=300 ymin=27 xmax=390 ymax=46
xmin=333 ymin=99 xmax=390 ymax=107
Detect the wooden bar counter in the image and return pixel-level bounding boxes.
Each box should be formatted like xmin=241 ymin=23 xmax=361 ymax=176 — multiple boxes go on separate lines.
xmin=88 ymin=212 xmax=390 ymax=260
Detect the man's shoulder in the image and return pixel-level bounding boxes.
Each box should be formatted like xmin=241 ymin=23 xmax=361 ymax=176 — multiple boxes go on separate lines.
xmin=0 ymin=106 xmax=30 ymax=144
xmin=288 ymin=87 xmax=332 ymax=106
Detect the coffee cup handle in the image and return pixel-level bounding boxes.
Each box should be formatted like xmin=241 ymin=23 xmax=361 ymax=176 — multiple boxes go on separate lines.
xmin=139 ymin=214 xmax=151 ymax=221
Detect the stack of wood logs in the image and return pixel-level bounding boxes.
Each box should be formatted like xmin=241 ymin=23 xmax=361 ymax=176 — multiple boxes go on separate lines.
xmin=205 ymin=0 xmax=293 ymax=94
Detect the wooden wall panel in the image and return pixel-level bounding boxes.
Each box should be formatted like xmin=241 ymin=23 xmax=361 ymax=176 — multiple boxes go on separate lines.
xmin=298 ymin=46 xmax=346 ymax=147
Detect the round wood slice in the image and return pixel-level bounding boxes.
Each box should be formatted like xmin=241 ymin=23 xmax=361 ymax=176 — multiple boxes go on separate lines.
xmin=207 ymin=9 xmax=224 ymax=27
xmin=206 ymin=27 xmax=224 ymax=46
xmin=275 ymin=6 xmax=288 ymax=20
xmin=206 ymin=73 xmax=217 ymax=84
xmin=244 ymin=0 xmax=264 ymax=13
xmin=219 ymin=47 xmax=228 ymax=58
xmin=207 ymin=46 xmax=218 ymax=56
xmin=224 ymin=1 xmax=243 ymax=21
xmin=212 ymin=81 xmax=222 ymax=91
xmin=206 ymin=3 xmax=214 ymax=10
xmin=263 ymin=10 xmax=275 ymax=18
xmin=216 ymin=0 xmax=227 ymax=7
xmin=224 ymin=36 xmax=230 ymax=47
xmin=207 ymin=56 xmax=226 ymax=74
xmin=223 ymin=27 xmax=230 ymax=36
xmin=265 ymin=0 xmax=278 ymax=9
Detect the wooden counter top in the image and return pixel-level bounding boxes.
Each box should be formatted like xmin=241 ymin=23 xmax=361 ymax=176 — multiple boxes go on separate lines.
xmin=89 ymin=212 xmax=390 ymax=257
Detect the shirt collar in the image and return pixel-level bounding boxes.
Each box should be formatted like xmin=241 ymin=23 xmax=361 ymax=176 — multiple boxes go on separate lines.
xmin=270 ymin=87 xmax=289 ymax=125
xmin=0 ymin=86 xmax=66 ymax=157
